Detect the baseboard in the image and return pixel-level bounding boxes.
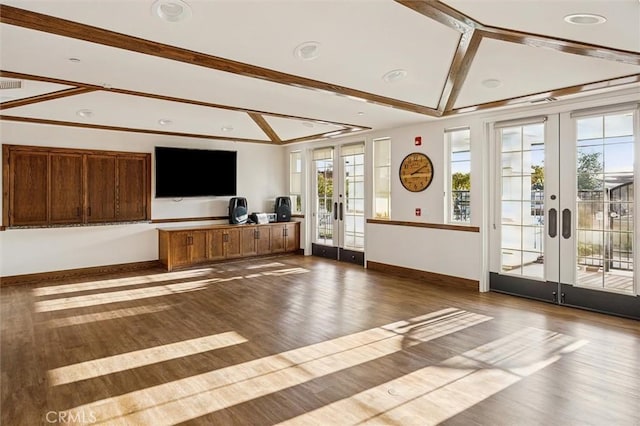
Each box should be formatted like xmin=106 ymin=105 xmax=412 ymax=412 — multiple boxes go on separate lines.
xmin=366 ymin=261 xmax=479 ymax=291
xmin=0 ymin=260 xmax=162 ymax=287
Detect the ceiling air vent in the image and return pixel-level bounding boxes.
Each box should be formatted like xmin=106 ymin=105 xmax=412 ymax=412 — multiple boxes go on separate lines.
xmin=0 ymin=80 xmax=22 ymax=90
xmin=530 ymin=97 xmax=558 ymax=104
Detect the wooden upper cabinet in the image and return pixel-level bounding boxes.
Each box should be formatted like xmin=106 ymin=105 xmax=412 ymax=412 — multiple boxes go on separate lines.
xmin=86 ymin=155 xmax=117 ymax=223
xmin=9 ymin=150 xmax=48 ymax=226
xmin=2 ymin=145 xmax=151 ymax=228
xmin=50 ymin=153 xmax=83 ymax=224
xmin=117 ymin=156 xmax=148 ymax=221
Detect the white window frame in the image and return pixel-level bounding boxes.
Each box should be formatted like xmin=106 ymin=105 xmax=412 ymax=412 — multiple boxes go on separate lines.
xmin=446 ymin=128 xmax=471 ymax=224
xmin=373 ymin=137 xmax=391 ymax=219
xmin=289 ymin=151 xmax=303 ymax=214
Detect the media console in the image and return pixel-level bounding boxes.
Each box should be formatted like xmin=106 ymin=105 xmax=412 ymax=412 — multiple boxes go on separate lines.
xmin=158 ymin=222 xmax=300 ymax=271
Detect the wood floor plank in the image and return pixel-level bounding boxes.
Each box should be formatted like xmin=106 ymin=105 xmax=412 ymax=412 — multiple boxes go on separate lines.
xmin=1 ymin=255 xmax=638 ymax=425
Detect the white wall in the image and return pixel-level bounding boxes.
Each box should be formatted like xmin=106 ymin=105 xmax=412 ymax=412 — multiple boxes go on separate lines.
xmin=0 ymin=122 xmax=285 ymax=276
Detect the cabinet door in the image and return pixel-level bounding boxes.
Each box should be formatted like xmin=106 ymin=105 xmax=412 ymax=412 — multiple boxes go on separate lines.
xmin=9 ymin=151 xmax=48 ymax=226
xmin=190 ymin=231 xmax=208 ymax=264
xmin=170 ymin=232 xmax=191 ymax=268
xmin=50 ymin=153 xmax=83 ymax=224
xmin=225 ymin=228 xmax=242 ymax=259
xmin=208 ymin=229 xmax=226 ymax=260
xmin=256 ymin=226 xmax=271 ymax=254
xmin=241 ymin=226 xmax=258 ymax=256
xmin=271 ymin=224 xmax=286 ymax=253
xmin=86 ymin=155 xmax=116 ymax=223
xmin=284 ymin=223 xmax=299 ymax=252
xmin=117 ymin=156 xmax=147 ymax=221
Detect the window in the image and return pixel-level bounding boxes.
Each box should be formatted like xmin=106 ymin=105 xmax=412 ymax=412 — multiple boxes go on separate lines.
xmin=373 ymin=138 xmax=391 ymax=219
xmin=289 ymin=151 xmax=303 ymax=213
xmin=447 ymin=128 xmax=471 ymax=223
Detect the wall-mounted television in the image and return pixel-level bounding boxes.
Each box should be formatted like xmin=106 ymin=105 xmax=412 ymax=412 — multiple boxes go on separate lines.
xmin=155 ymin=146 xmax=237 ymax=198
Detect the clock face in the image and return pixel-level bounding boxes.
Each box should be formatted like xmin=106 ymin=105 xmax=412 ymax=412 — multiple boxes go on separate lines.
xmin=399 ymin=152 xmax=434 ymax=192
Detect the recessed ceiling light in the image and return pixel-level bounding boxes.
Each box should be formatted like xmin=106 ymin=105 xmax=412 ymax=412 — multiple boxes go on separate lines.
xmin=158 ymin=119 xmax=172 ymax=126
xmin=294 ymin=41 xmax=320 ymax=61
xmin=152 ymin=0 xmax=192 ymax=22
xmin=481 ymin=78 xmax=502 ymax=88
xmin=382 ymin=69 xmax=407 ymax=83
xmin=357 ymin=111 xmax=365 ymax=116
xmin=221 ymin=126 xmax=234 ymax=132
xmin=76 ymin=109 xmax=93 ymax=118
xmin=564 ymin=13 xmax=606 ymax=25
xmin=68 ymin=57 xmax=81 ymax=63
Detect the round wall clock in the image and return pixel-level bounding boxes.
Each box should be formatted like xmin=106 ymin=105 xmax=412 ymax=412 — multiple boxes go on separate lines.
xmin=399 ymin=152 xmax=434 ymax=192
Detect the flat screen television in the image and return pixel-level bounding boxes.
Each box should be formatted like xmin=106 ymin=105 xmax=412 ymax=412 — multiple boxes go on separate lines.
xmin=155 ymin=146 xmax=237 ymax=198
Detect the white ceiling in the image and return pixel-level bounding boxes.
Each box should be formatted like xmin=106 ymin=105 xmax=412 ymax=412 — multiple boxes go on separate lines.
xmin=0 ymin=0 xmax=638 ymax=145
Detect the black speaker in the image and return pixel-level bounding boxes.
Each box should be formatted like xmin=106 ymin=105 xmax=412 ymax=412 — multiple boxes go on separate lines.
xmin=275 ymin=196 xmax=291 ymax=222
xmin=228 ymin=197 xmax=248 ymax=224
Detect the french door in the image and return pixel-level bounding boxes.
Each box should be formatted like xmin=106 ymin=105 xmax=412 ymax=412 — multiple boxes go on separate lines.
xmin=311 ymin=143 xmax=365 ymax=265
xmin=490 ymin=106 xmax=639 ymax=320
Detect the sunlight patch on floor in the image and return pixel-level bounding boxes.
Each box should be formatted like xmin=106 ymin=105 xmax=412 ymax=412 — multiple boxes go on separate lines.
xmin=43 ymin=304 xmax=172 ymax=328
xmin=280 ymin=328 xmax=587 ymax=426
xmin=64 ymin=308 xmax=491 ymax=424
xmin=35 ymin=268 xmax=310 ymax=313
xmin=48 ymin=331 xmax=248 ymax=386
xmin=33 ymin=269 xmax=214 ymax=297
xmin=34 ymin=277 xmax=244 ymax=312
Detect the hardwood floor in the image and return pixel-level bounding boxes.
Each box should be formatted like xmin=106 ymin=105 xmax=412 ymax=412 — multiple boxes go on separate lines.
xmin=1 ymin=255 xmax=638 ymax=425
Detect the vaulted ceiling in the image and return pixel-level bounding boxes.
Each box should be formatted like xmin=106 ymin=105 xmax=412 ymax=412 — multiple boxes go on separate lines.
xmin=1 ymin=0 xmax=639 ymax=144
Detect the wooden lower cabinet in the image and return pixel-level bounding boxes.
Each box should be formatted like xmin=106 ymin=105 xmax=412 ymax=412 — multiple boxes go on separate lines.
xmin=159 ymin=230 xmax=208 ymax=270
xmin=159 ymin=222 xmax=299 ymax=271
xmin=271 ymin=223 xmax=299 ymax=254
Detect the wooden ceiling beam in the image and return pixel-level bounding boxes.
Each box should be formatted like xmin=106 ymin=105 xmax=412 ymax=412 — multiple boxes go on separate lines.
xmin=0 ymin=115 xmax=273 ymax=144
xmin=446 ymin=73 xmax=640 ymax=116
xmin=248 ymin=113 xmax=282 ymax=144
xmin=0 ymin=70 xmax=371 ymax=132
xmin=0 ymin=87 xmax=95 ymax=110
xmin=438 ymin=30 xmax=482 ymax=113
xmin=478 ymin=27 xmax=640 ymax=66
xmin=0 ymin=4 xmax=439 ymax=117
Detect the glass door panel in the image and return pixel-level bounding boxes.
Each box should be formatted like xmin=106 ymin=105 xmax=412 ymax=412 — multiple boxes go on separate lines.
xmin=574 ymin=112 xmax=635 ymax=293
xmin=499 ymin=123 xmax=546 ymax=279
xmin=313 ymin=148 xmax=334 ymax=247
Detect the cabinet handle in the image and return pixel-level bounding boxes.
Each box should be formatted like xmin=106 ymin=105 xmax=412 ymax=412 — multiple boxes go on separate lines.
xmin=255 ymin=229 xmax=259 ymax=239
xmin=76 ymin=207 xmax=81 ymax=217
xmin=87 ymin=207 xmax=92 ymax=217
xmin=284 ymin=227 xmax=288 ymax=237
xmin=187 ymin=236 xmax=193 ymax=245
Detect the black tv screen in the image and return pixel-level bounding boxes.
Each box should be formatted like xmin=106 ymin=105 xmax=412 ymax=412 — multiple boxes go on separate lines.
xmin=155 ymin=147 xmax=237 ymax=198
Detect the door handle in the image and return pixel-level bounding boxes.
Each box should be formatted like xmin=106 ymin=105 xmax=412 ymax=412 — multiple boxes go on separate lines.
xmin=339 ymin=202 xmax=343 ymax=221
xmin=334 ymin=202 xmax=338 ymax=220
xmin=562 ymin=209 xmax=571 ymax=239
xmin=548 ymin=208 xmax=557 ymax=238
